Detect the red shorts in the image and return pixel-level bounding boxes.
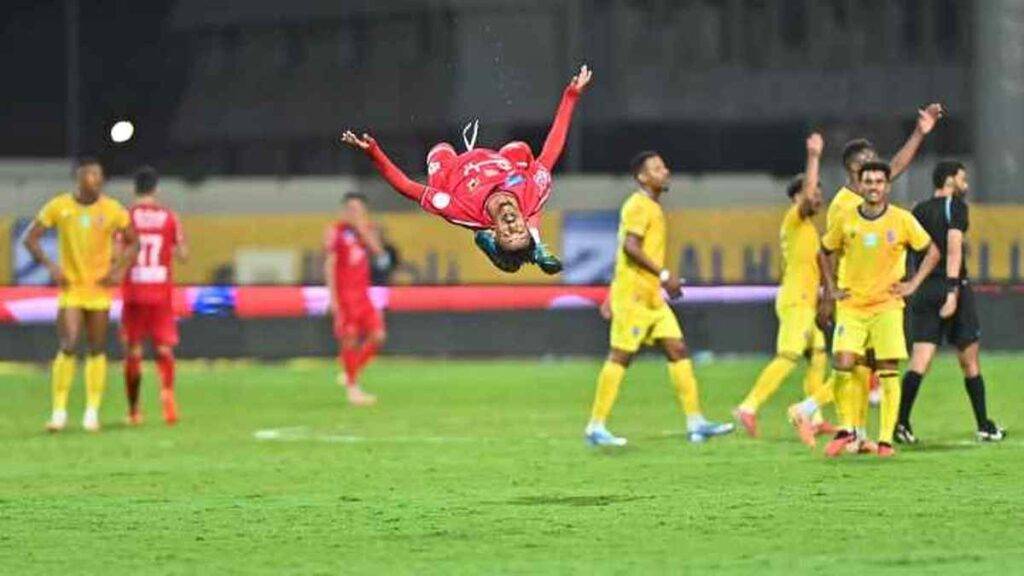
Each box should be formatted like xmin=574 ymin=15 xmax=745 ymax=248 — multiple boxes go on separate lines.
xmin=333 ymin=298 xmax=384 ymax=340
xmin=121 ymin=302 xmax=179 ymax=347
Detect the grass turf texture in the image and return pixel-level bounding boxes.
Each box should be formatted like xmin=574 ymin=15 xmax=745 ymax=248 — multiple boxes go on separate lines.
xmin=1 ymin=355 xmax=1022 ymax=575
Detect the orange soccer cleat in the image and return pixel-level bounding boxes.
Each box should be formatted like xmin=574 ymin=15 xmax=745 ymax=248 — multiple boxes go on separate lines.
xmin=733 ymin=408 xmax=758 ymax=438
xmin=877 ymin=442 xmax=895 ymax=458
xmin=825 ymin=430 xmax=857 ymax=457
xmin=787 ymin=405 xmax=817 ymax=448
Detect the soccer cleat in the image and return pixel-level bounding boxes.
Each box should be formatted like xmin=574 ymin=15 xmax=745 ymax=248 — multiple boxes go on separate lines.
xmin=585 ymin=424 xmax=627 ymax=447
xmin=687 ymin=420 xmax=735 ymax=443
xmin=45 ymin=410 xmax=68 ymax=433
xmin=786 ymin=404 xmax=817 ymax=447
xmin=877 ymin=442 xmax=895 ymax=458
xmin=530 ymin=241 xmax=563 ymax=275
xmin=733 ymin=408 xmax=757 ymax=438
xmin=894 ymin=422 xmax=918 ymax=444
xmin=825 ymin=430 xmax=857 ymax=457
xmin=474 ymin=230 xmax=520 ymax=273
xmin=814 ymin=420 xmax=838 ymax=436
xmin=347 ymin=386 xmax=378 ymax=407
xmin=855 ymin=439 xmax=879 ymax=454
xmin=976 ymin=420 xmax=1006 ymax=443
xmin=82 ymin=408 xmax=101 ymax=433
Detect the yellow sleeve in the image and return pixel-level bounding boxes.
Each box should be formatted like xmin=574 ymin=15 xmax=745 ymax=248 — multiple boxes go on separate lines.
xmin=111 ymin=201 xmax=131 ymax=230
xmin=904 ymin=210 xmax=932 ymax=251
xmin=821 ymin=209 xmax=845 ymax=252
xmin=36 ymin=197 xmax=62 ymax=227
xmin=621 ymin=198 xmax=649 ymax=237
xmin=781 ymin=205 xmax=801 ymax=233
xmin=825 ymin=200 xmax=840 ymax=231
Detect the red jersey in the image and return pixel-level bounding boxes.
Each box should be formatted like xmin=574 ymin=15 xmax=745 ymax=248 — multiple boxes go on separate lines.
xmin=123 ymin=203 xmax=182 ymax=305
xmin=326 ymin=222 xmax=372 ymax=299
xmin=365 ymin=84 xmax=579 ymax=230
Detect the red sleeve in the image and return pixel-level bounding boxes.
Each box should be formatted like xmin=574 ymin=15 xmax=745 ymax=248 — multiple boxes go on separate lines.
xmin=366 ymin=142 xmax=429 ymax=203
xmin=537 ymin=85 xmax=581 ymax=170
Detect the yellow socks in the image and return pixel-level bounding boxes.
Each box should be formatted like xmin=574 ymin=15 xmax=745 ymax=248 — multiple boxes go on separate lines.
xmin=85 ymin=354 xmax=108 ymax=410
xmin=51 ymin=351 xmax=76 ymax=412
xmin=740 ymin=355 xmax=797 ymax=412
xmin=589 ymin=361 xmax=626 ymax=423
xmin=829 ymin=369 xmax=855 ymax=430
xmin=877 ymin=370 xmax=901 ymax=444
xmin=802 ymin=350 xmax=829 ymax=402
xmin=668 ymin=359 xmax=702 ymax=417
xmin=851 ymin=365 xmax=872 ymax=431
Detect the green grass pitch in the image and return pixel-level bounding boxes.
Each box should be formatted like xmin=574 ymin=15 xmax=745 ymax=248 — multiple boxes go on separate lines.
xmin=1 ymin=354 xmax=1022 ymax=574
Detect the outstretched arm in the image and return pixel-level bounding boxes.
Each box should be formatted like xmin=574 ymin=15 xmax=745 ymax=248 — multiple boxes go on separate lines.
xmin=341 ymin=131 xmax=427 ymax=203
xmin=538 ymin=65 xmax=592 ymax=170
xmin=798 ymin=133 xmax=824 ymax=218
xmin=889 ymin=103 xmax=944 ymax=180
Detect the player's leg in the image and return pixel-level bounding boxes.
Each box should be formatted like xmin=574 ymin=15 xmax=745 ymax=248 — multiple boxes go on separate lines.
xmin=152 ymin=302 xmax=180 ymax=424
xmin=120 ymin=303 xmax=145 ymax=424
xmin=895 ymin=342 xmax=936 ymax=444
xmin=898 ymin=285 xmax=944 ymax=443
xmin=950 ymin=286 xmax=1004 ymax=441
xmin=585 ymin=303 xmax=638 ymax=446
xmin=82 ymin=308 xmax=111 ymax=432
xmin=346 ymin=311 xmax=383 ymax=406
xmin=822 ymin=309 xmax=867 ymax=455
xmin=46 ymin=306 xmax=83 ymax=431
xmin=654 ymin=307 xmax=734 ymax=443
xmin=851 ymin=354 xmax=874 ymax=443
xmin=736 ymin=306 xmax=803 ymax=436
xmin=870 ymin=309 xmax=911 ymax=457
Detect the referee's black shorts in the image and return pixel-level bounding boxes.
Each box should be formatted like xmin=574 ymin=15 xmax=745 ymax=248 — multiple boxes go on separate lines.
xmin=908 ymin=277 xmax=981 ymax=349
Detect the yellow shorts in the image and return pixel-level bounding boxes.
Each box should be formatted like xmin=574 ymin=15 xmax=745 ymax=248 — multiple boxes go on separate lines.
xmin=610 ymin=301 xmax=683 ymax=353
xmin=775 ymin=305 xmax=826 ymax=357
xmin=58 ymin=287 xmax=112 ymax=311
xmin=833 ymin=307 xmax=907 ymax=360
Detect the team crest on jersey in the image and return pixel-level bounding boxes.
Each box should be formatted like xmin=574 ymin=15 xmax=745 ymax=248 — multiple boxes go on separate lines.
xmin=431 ymin=191 xmax=452 ymax=209
xmin=79 ymin=214 xmax=92 ymax=228
xmin=534 ymin=168 xmax=551 ymax=189
xmin=863 ymin=232 xmax=878 ymax=248
xmin=886 ymin=229 xmax=896 ymax=244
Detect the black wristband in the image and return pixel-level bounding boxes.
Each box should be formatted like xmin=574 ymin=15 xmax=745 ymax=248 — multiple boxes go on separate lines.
xmin=946 ymin=277 xmax=960 ymax=292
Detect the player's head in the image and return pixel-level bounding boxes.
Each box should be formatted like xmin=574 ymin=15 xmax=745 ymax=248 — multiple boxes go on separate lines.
xmin=932 ymin=160 xmax=968 ymax=196
xmin=786 ymin=173 xmax=822 ymax=214
xmin=842 ymin=139 xmax=877 ymax=180
xmin=491 ymin=196 xmax=532 ymax=254
xmin=631 ymin=150 xmax=670 ymax=192
xmin=75 ymin=156 xmax=104 ymax=197
xmin=134 ymin=165 xmax=159 ymax=197
xmin=343 ymin=192 xmax=370 ymax=221
xmin=857 ymin=160 xmax=892 ymax=206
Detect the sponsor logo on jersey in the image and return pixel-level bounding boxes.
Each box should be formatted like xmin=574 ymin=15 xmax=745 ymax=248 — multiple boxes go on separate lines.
xmin=504 ymin=174 xmax=525 ymax=188
xmin=133 ymin=208 xmax=169 ymax=229
xmin=431 ymin=192 xmax=452 ymax=210
xmin=427 ymin=161 xmax=441 ymax=176
xmin=863 ymin=232 xmax=878 ymax=248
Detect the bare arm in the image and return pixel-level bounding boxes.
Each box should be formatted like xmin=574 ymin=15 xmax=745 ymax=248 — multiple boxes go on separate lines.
xmin=799 ymin=133 xmax=823 ymax=218
xmin=537 ymin=65 xmax=591 ymax=170
xmin=23 ymin=220 xmax=63 ymax=285
xmin=889 ymin=104 xmax=944 ymax=180
xmin=624 ymin=232 xmax=680 ymax=297
xmin=341 ymin=131 xmax=427 ymax=203
xmin=946 ymin=229 xmax=963 ymax=280
xmin=174 ymin=241 xmax=189 ymax=264
xmin=892 ymin=243 xmax=940 ymax=297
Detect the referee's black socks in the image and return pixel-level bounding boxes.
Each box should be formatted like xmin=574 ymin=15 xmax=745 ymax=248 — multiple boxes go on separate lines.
xmin=964 ymin=375 xmax=989 ymax=430
xmin=899 ymin=371 xmax=924 ymax=425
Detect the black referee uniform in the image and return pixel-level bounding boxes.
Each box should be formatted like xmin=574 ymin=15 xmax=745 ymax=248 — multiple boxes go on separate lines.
xmin=907 ymin=195 xmax=980 ymax=348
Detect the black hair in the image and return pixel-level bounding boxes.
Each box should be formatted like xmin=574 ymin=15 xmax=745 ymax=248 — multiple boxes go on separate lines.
xmin=630 ymin=150 xmax=661 ymax=179
xmin=343 ymin=192 xmax=368 ymax=204
xmin=786 ymin=174 xmax=805 ymax=199
xmin=841 ymin=139 xmax=874 ymax=170
xmin=932 ymin=160 xmax=965 ymax=189
xmin=75 ymin=156 xmax=102 ymax=170
xmin=134 ymin=165 xmax=159 ymax=195
xmin=497 ymin=238 xmax=537 ymax=273
xmin=858 ymin=160 xmax=892 ymax=181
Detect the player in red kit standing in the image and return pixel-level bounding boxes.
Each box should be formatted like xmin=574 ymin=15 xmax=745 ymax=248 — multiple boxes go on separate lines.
xmin=325 ymin=193 xmax=390 ymax=406
xmin=121 ymin=167 xmax=188 ymax=425
xmin=341 ymin=64 xmax=592 ymax=274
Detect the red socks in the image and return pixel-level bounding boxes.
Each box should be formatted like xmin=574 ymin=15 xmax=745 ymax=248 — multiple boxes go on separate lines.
xmin=125 ymin=354 xmax=143 ymax=413
xmin=340 ymin=341 xmax=379 ymax=387
xmin=155 ymin=350 xmax=177 ymax=424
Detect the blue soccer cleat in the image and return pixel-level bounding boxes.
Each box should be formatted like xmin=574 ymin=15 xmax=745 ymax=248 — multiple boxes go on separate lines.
xmin=585 ymin=424 xmax=627 ymax=447
xmin=530 ymin=241 xmax=563 ymax=275
xmin=687 ymin=420 xmax=735 ymax=443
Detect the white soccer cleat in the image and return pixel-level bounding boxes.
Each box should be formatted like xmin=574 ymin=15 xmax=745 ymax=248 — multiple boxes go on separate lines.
xmin=82 ymin=408 xmax=101 ymax=432
xmin=868 ymin=387 xmax=882 ymax=407
xmin=45 ymin=409 xmax=68 ymax=433
xmin=347 ymin=386 xmax=377 ymax=407
xmin=584 ymin=423 xmax=627 ymax=447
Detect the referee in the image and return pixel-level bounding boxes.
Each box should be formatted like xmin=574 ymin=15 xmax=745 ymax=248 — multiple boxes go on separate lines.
xmin=895 ymin=161 xmax=1005 ymax=444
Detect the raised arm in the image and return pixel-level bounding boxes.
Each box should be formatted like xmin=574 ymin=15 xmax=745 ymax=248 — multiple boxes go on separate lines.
xmin=341 ymin=131 xmax=427 ymax=203
xmin=537 ymin=65 xmax=592 ymax=170
xmin=798 ymin=133 xmax=824 ymax=218
xmin=889 ymin=103 xmax=944 ymax=180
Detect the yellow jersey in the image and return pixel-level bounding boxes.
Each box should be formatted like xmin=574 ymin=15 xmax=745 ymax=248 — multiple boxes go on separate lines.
xmin=36 ymin=193 xmax=130 ymax=292
xmin=610 ymin=191 xmax=666 ymax=309
xmin=776 ymin=204 xmax=820 ymax=310
xmin=827 ymin=185 xmax=862 ymax=229
xmin=822 ymin=203 xmax=932 ymax=315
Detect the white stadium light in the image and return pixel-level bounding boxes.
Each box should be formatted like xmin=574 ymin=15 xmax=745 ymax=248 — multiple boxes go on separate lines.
xmin=110 ymin=120 xmax=135 ymax=143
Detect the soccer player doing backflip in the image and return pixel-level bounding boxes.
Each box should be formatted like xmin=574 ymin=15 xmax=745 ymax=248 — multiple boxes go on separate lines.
xmin=341 ymin=65 xmax=592 ymax=274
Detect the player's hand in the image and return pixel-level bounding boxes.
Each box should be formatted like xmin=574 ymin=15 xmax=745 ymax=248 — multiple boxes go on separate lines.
xmin=46 ymin=264 xmax=66 ymax=287
xmin=662 ymin=274 xmax=683 ymax=299
xmin=341 ymin=131 xmax=375 ymax=151
xmin=569 ymin=65 xmax=592 ymax=94
xmin=806 ymin=132 xmax=824 ymax=158
xmin=890 ymin=281 xmax=918 ymax=298
xmin=599 ymin=297 xmax=612 ymax=321
xmin=939 ymin=292 xmax=958 ymax=319
xmin=916 ymin=103 xmax=944 ymax=135
xmin=99 ymin=268 xmax=124 ymax=287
